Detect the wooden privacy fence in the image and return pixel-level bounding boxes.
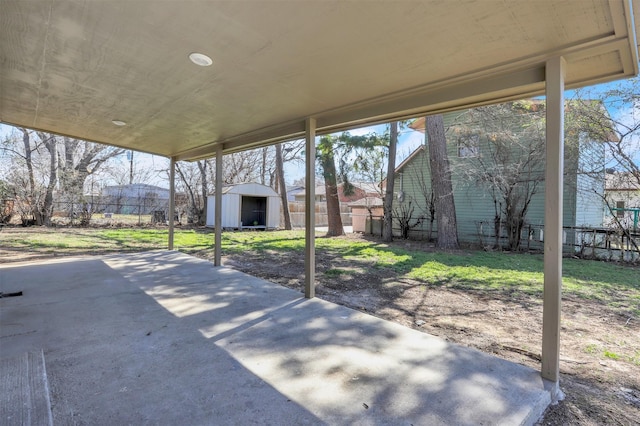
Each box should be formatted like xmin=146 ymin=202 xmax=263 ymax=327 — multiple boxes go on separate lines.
xmin=284 ymin=202 xmax=352 ymax=228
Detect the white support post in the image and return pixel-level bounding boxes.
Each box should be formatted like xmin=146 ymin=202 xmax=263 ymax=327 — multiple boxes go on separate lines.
xmin=214 ymin=144 xmax=223 ymax=266
xmin=305 ymin=118 xmax=316 ymax=298
xmin=168 ymin=157 xmax=176 ymax=250
xmin=542 ymin=56 xmax=565 ymax=391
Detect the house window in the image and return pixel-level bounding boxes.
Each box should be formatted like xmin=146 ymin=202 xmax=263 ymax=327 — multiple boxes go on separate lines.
xmin=616 ymin=201 xmax=625 ymax=218
xmin=457 ymin=134 xmax=479 ymax=158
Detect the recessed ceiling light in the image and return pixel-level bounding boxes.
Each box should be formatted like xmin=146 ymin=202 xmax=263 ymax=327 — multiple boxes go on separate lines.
xmin=112 ymin=120 xmax=127 ymax=126
xmin=189 ymin=52 xmax=213 ymax=67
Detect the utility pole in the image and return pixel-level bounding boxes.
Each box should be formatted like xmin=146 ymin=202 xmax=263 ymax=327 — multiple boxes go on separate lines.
xmin=128 ymin=150 xmax=134 ymax=184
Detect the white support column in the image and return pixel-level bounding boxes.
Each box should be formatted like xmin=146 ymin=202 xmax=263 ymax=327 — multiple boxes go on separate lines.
xmin=305 ymin=118 xmax=316 ymax=298
xmin=168 ymin=157 xmax=176 ymax=250
xmin=214 ymin=144 xmax=223 ymax=266
xmin=542 ymin=56 xmax=565 ymax=390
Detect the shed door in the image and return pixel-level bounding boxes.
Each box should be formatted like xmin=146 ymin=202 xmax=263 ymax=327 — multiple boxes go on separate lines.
xmin=241 ymin=196 xmax=266 ymax=227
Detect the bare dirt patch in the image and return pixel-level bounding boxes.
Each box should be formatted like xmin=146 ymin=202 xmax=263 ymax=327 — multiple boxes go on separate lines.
xmin=216 ymin=233 xmax=640 ymax=425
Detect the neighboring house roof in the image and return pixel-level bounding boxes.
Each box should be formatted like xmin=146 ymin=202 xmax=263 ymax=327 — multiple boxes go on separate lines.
xmin=295 ymin=182 xmax=379 ymax=202
xmin=395 ymin=145 xmax=426 ymax=174
xmin=286 ymin=186 xmax=305 ymax=201
xmin=605 ymin=173 xmax=640 ymax=191
xmin=378 ymin=145 xmax=425 ymax=190
xmin=104 ymin=183 xmax=169 ymax=192
xmin=348 ymin=197 xmax=384 ymax=208
xmin=355 ymin=182 xmax=382 ymax=195
xmin=102 ymin=184 xmax=171 ymax=199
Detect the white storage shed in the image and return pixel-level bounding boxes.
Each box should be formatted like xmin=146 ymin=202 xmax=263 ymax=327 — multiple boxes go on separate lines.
xmin=206 ymin=183 xmax=281 ymax=229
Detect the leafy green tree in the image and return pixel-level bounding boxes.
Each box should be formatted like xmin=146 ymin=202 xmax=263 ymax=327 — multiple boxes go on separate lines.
xmin=316 ymin=132 xmax=389 ymax=237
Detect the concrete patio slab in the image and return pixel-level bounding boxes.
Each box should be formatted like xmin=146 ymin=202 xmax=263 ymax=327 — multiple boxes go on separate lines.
xmin=1 ymin=251 xmax=552 ymax=425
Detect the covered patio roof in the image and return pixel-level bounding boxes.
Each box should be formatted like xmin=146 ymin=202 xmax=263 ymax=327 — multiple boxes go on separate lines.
xmin=1 ymin=0 xmax=639 ymax=160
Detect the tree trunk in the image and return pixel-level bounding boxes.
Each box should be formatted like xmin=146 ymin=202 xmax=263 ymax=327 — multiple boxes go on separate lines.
xmin=383 ymin=122 xmax=398 ymax=242
xmin=197 ymin=160 xmax=208 ymax=226
xmin=426 ymin=115 xmax=459 ymax=250
xmin=261 ymin=147 xmax=267 ymax=185
xmin=318 ymin=137 xmax=344 ymax=236
xmin=275 ymin=144 xmax=292 ymax=230
xmin=41 ymin=136 xmax=58 ymax=226
xmin=21 ymin=130 xmax=36 ymax=197
xmin=175 ymin=163 xmax=199 ymax=224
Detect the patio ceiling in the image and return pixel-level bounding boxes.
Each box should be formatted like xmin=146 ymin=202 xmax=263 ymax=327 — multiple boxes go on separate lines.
xmin=1 ymin=1 xmax=639 ymax=161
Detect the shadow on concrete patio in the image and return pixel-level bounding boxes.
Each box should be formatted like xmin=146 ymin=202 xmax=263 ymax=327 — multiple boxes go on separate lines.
xmin=1 ymin=251 xmax=552 ymax=425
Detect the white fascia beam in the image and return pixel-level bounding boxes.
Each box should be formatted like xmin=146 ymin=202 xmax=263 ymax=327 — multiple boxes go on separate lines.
xmin=174 ymin=66 xmax=547 ymax=162
xmin=617 ymin=0 xmax=639 ymax=75
xmin=175 ymin=121 xmax=307 ymax=161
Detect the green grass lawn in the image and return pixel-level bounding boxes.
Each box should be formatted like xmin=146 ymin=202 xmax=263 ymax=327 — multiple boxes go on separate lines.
xmin=219 ymin=230 xmax=638 ymax=304
xmin=2 ymin=228 xmax=638 ymax=314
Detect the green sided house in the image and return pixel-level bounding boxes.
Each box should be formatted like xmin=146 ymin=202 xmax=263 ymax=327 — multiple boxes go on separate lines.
xmin=393 ymin=101 xmax=609 ymax=250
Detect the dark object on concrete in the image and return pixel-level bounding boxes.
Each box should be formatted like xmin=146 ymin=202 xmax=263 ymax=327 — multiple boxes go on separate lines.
xmin=0 ymin=291 xmax=23 ymax=298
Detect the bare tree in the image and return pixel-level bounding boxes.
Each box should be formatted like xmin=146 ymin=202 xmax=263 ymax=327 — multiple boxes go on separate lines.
xmin=408 ymin=157 xmax=437 ymax=240
xmin=0 ymin=129 xmax=57 ymax=225
xmin=567 ymin=81 xmax=640 ymax=252
xmin=104 ymin=153 xmax=163 ymax=186
xmin=175 ymin=161 xmax=208 ymax=225
xmin=223 ymin=149 xmax=275 ymax=185
xmin=0 ymin=127 xmax=126 ymax=225
xmin=54 ymin=136 xmax=125 ymax=222
xmin=40 ymin=133 xmax=58 ymax=226
xmin=393 ymin=199 xmax=426 ymax=239
xmin=57 ymin=136 xmax=125 ymax=194
xmin=451 ymin=102 xmax=546 ymax=250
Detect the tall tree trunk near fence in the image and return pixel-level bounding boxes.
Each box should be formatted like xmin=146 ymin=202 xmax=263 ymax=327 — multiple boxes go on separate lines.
xmin=426 ymin=115 xmax=459 ymax=250
xmin=197 ymin=160 xmax=208 ymax=226
xmin=383 ymin=122 xmax=398 ymax=242
xmin=319 ymin=137 xmax=344 ymax=237
xmin=275 ymin=143 xmax=292 ymax=230
xmin=21 ymin=129 xmax=36 ymax=201
xmin=40 ymin=135 xmax=58 ymax=226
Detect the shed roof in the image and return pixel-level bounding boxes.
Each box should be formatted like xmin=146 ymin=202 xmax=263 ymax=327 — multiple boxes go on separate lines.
xmin=211 ymin=182 xmax=279 ymax=197
xmin=1 ymin=1 xmax=638 ymax=160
